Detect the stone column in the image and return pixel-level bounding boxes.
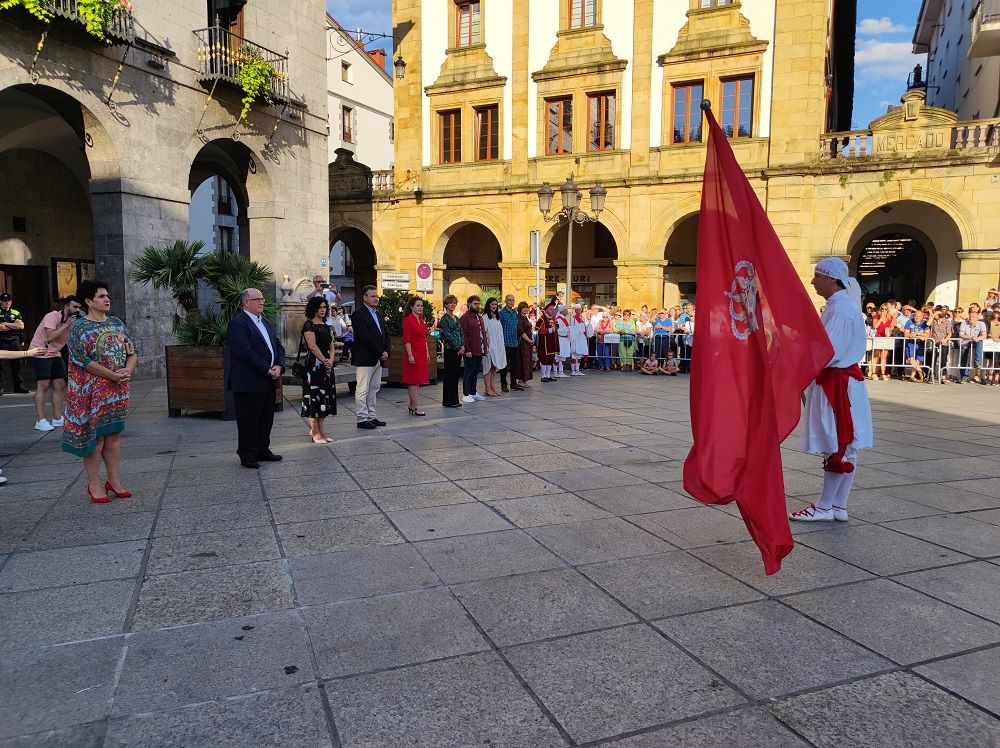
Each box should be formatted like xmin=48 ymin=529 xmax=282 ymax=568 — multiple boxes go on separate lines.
xmin=615 ymin=259 xmax=667 ymax=310
xmin=957 ymin=250 xmax=1000 ymax=306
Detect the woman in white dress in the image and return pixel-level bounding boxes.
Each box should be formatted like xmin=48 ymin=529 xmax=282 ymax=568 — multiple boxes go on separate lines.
xmin=555 ymin=305 xmax=572 ymax=377
xmin=482 ymin=298 xmax=507 ymax=396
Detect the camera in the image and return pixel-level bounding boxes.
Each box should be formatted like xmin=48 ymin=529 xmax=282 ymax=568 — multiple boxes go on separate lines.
xmin=321 ymin=283 xmax=330 ymax=289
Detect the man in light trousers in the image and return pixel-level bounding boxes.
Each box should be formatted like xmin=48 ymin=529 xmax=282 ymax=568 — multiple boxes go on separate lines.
xmin=350 ymin=285 xmax=391 ymax=429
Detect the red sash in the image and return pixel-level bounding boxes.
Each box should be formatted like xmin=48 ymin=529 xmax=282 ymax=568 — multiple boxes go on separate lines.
xmin=815 ymin=364 xmax=864 ymax=473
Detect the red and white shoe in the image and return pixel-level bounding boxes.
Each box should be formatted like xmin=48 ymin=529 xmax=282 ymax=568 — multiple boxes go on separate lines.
xmin=789 ymin=504 xmax=834 ymax=522
xmin=832 ymin=505 xmax=849 ymax=522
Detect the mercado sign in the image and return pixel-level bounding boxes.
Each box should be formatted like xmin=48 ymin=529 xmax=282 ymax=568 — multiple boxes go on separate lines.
xmin=872 ymin=128 xmax=949 ymax=155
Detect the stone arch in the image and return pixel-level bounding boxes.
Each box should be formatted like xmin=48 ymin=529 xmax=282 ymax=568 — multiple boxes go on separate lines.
xmin=645 ymin=194 xmax=702 ymax=259
xmin=437 ymin=221 xmax=504 ymax=301
xmin=531 ymin=203 xmax=628 ymax=264
xmin=840 ymin=199 xmax=965 ymax=306
xmin=427 ymin=208 xmax=511 ymax=266
xmin=329 ymin=223 xmax=378 ymax=304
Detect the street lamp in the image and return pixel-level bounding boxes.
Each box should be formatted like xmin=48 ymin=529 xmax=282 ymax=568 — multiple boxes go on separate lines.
xmin=393 ymin=55 xmax=407 ymax=80
xmin=537 ymin=172 xmax=606 ymax=306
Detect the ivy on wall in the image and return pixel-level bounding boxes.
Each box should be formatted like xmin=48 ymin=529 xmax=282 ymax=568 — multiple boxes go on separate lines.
xmin=234 ymin=45 xmax=284 ymax=126
xmin=0 ymin=0 xmax=131 ymax=42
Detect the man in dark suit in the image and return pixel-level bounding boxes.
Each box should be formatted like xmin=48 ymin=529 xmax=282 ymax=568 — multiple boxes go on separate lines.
xmin=227 ymin=288 xmax=285 ymax=467
xmin=350 ymin=284 xmax=390 ymax=429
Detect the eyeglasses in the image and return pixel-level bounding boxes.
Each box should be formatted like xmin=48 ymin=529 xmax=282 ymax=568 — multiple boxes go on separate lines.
xmin=246 ymin=296 xmax=264 ymax=302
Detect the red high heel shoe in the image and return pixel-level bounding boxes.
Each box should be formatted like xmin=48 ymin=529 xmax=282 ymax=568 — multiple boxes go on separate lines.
xmin=88 ymin=486 xmax=110 ymax=503
xmin=104 ymin=481 xmax=132 ymax=498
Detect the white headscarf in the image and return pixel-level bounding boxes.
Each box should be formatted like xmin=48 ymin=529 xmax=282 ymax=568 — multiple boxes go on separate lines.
xmin=815 ymin=257 xmax=863 ymax=309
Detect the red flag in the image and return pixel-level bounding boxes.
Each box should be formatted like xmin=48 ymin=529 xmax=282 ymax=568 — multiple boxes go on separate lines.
xmin=683 ymin=106 xmax=833 ymax=575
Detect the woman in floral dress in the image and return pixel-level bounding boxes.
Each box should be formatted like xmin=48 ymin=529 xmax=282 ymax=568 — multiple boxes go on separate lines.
xmin=300 ymin=296 xmax=337 ymax=443
xmin=63 ymin=279 xmax=138 ymax=503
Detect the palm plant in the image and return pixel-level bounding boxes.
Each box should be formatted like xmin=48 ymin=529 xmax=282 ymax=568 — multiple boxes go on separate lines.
xmin=131 ymin=242 xmax=276 ymax=346
xmin=131 ymin=240 xmax=207 ymax=319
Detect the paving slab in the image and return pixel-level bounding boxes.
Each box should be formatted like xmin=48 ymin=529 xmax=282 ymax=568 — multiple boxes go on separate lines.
xmin=505 ymin=624 xmax=743 ymax=744
xmin=0 ymin=540 xmax=145 ymax=593
xmin=387 ymin=502 xmax=512 ymax=541
xmin=21 ymin=513 xmax=156 ymax=551
xmin=488 ymin=493 xmax=613 ymax=527
xmin=0 ymin=637 xmax=123 ymax=739
xmin=305 ymin=587 xmax=488 ymax=677
xmin=528 ymin=517 xmax=674 ymax=564
xmin=415 ymin=528 xmax=565 ymax=584
xmin=104 ymin=685 xmax=333 ymax=748
xmin=655 ymin=600 xmax=891 ymax=698
xmin=894 ymin=561 xmax=1000 ymax=623
xmin=154 ymin=502 xmax=272 ymax=536
xmin=795 ymin=524 xmax=970 ymax=575
xmin=267 ymin=491 xmax=377 ymax=524
xmin=145 ymin=526 xmax=281 ymax=574
xmin=883 ymin=513 xmax=1000 ymax=557
xmin=131 ymin=560 xmax=293 ymax=630
xmin=784 ymin=578 xmax=1000 ymax=664
xmin=113 ymin=610 xmax=313 ymax=716
xmin=604 ymin=707 xmax=809 ymax=747
xmin=628 ymin=506 xmax=758 ymax=549
xmin=365 ymin=481 xmax=474 ymax=511
xmin=289 ymin=544 xmax=437 ymax=604
xmin=276 ymin=514 xmax=402 ymax=556
xmin=914 ymin=646 xmax=1000 ymax=716
xmin=453 ymin=568 xmax=636 ymax=646
xmin=576 ymin=484 xmax=695 ymax=515
xmin=325 ymin=652 xmax=565 ymax=748
xmin=769 ymin=672 xmax=1000 ymax=748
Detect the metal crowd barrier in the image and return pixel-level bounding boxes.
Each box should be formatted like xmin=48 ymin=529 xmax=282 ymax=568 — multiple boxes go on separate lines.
xmin=863 ymin=336 xmax=999 ymax=384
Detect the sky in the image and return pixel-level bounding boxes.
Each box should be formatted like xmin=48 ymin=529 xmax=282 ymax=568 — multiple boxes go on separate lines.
xmin=325 ymin=0 xmax=927 ymax=132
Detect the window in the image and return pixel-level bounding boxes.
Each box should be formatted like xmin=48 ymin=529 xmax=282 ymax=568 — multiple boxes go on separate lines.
xmin=218 ymin=226 xmax=236 ymax=254
xmin=342 ymin=106 xmax=354 ymax=143
xmin=217 ymin=177 xmax=234 ymax=215
xmin=389 ymin=118 xmax=394 ymax=144
xmin=721 ymin=76 xmax=753 ymax=138
xmin=671 ymin=81 xmax=704 ymax=144
xmin=455 ymin=0 xmax=481 ymax=47
xmin=699 ymin=0 xmax=733 ymax=6
xmin=475 ymin=104 xmax=499 ymax=161
xmin=439 ymin=109 xmax=462 ymax=163
xmin=546 ymin=97 xmax=573 ymax=155
xmin=587 ymin=92 xmax=615 ymax=151
xmin=341 ymin=62 xmax=352 ymax=83
xmin=568 ymin=0 xmax=596 ymax=29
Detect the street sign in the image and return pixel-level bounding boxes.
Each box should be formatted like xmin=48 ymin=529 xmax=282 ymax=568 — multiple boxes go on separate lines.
xmin=416 ymin=262 xmax=433 ymax=291
xmin=381 ymin=280 xmax=409 ymax=290
xmin=528 ymin=285 xmax=539 ymax=297
xmin=381 ymin=272 xmax=410 ymax=283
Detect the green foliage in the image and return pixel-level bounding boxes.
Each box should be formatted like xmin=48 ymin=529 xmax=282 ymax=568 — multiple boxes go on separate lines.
xmin=131 ymin=241 xmax=276 ymax=347
xmin=234 ymin=46 xmax=283 ymax=126
xmin=130 ymin=240 xmax=207 ymax=319
xmin=838 ymin=173 xmax=850 ymax=189
xmin=1 ymin=0 xmax=53 ymax=23
xmin=376 ymin=289 xmax=436 ymax=337
xmin=879 ymin=169 xmax=896 ymax=187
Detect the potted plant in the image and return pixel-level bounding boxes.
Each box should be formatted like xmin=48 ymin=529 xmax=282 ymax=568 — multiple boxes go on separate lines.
xmin=235 ymin=45 xmax=284 ymax=127
xmin=375 ymin=289 xmax=437 ymax=386
xmin=131 ymin=240 xmax=282 ymax=418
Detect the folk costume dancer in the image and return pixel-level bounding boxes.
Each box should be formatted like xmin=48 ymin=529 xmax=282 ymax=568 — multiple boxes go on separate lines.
xmin=568 ymin=304 xmax=591 ymax=376
xmin=555 ymin=305 xmax=572 ymax=378
xmin=791 ymin=258 xmax=873 ymax=522
xmin=536 ymin=302 xmax=559 ymax=382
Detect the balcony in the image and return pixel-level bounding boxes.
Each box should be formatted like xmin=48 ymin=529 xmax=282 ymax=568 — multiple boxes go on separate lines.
xmin=47 ymin=0 xmax=135 ymax=44
xmin=969 ymin=0 xmax=1000 ymax=58
xmin=371 ymin=170 xmax=394 ymax=192
xmin=194 ymin=26 xmax=289 ymax=102
xmin=820 ymin=120 xmax=1000 ymax=160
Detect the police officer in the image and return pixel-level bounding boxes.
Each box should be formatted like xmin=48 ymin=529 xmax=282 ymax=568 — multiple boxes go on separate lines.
xmin=0 ymin=292 xmax=30 ymax=394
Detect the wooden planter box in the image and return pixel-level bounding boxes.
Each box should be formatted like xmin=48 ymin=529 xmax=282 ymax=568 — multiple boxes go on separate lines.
xmin=385 ymin=335 xmax=438 ymax=386
xmin=166 ymin=344 xmax=282 ymax=420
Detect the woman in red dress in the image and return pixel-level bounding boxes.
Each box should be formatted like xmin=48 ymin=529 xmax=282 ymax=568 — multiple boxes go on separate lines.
xmin=536 ymin=301 xmax=559 ymax=382
xmin=402 ymin=296 xmax=430 ymax=415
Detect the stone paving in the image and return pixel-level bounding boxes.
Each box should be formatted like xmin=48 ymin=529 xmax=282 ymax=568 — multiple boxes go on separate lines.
xmin=1 ymin=374 xmax=999 ymax=747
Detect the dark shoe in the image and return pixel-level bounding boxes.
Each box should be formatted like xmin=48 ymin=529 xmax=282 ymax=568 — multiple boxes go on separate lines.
xmin=370 ymin=418 xmax=386 ymax=427
xmin=13 ymin=387 xmax=29 ymax=394
xmin=357 ymin=421 xmax=377 ymax=429
xmin=444 ymin=403 xmax=461 ymax=408
xmin=511 ymin=384 xmax=525 ymax=391
xmin=501 ymin=385 xmax=509 ymax=393
xmin=259 ymin=453 xmax=282 ymax=462
xmin=240 ymin=460 xmax=260 ymax=469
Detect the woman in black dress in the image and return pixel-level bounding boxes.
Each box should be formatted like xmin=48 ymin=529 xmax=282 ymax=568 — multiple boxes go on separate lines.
xmin=301 ymin=296 xmax=337 ymax=443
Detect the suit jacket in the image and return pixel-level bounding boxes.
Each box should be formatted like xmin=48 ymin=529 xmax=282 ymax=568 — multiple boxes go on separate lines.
xmin=350 ymin=305 xmax=391 ymax=367
xmin=226 ymin=311 xmax=286 ymax=392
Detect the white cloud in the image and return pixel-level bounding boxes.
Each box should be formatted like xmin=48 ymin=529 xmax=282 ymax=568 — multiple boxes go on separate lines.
xmin=857 ymin=17 xmax=909 ymax=35
xmin=854 ymin=39 xmax=921 ymax=80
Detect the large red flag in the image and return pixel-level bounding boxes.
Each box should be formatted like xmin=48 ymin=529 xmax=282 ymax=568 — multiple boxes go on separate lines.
xmin=683 ymin=105 xmax=833 ymax=575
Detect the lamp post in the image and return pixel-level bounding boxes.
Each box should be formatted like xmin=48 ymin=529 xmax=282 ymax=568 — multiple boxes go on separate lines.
xmin=536 ymin=173 xmax=606 ymax=307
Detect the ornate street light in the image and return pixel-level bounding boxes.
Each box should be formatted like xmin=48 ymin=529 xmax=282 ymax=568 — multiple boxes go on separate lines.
xmin=393 ymin=55 xmax=407 ymax=80
xmin=537 ymin=173 xmax=606 ymax=306
xmin=327 ymin=26 xmax=406 ymax=79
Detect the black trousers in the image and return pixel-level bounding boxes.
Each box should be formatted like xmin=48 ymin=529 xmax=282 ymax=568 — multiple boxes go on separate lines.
xmin=500 ymin=346 xmax=520 ymax=387
xmin=0 ymin=339 xmax=24 ymax=391
xmin=442 ymin=348 xmax=461 ymax=406
xmin=233 ymin=389 xmax=275 ymax=462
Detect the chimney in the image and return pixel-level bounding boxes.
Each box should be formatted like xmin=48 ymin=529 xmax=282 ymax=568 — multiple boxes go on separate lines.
xmin=368 ymin=48 xmax=387 ymax=71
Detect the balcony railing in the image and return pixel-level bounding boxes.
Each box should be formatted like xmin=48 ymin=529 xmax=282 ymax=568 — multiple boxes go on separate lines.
xmin=48 ymin=0 xmax=135 ymax=44
xmin=970 ymin=0 xmax=1000 ymax=58
xmin=820 ymin=121 xmax=1000 ymax=160
xmin=371 ymin=170 xmax=394 ymax=192
xmin=194 ymin=26 xmax=289 ymax=102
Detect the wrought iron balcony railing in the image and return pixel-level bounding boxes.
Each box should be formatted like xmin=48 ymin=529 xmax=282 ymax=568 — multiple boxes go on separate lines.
xmin=194 ymin=26 xmax=289 ymax=102
xmin=47 ymin=0 xmax=135 ymax=44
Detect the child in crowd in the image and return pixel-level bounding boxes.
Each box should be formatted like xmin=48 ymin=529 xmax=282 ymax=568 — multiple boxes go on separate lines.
xmin=663 ymin=352 xmax=679 ymax=375
xmin=640 ymin=353 xmax=662 ymax=375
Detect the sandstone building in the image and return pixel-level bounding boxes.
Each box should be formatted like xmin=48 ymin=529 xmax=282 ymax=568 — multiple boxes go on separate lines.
xmin=330 ymin=0 xmax=999 ymax=311
xmin=0 ymin=0 xmax=329 ymax=375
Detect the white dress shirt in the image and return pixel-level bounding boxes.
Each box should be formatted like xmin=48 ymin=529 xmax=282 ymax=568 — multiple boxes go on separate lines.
xmin=244 ymin=310 xmax=275 ymax=367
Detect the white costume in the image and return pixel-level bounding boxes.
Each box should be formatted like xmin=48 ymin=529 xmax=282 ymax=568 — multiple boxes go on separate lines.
xmin=568 ymin=315 xmax=590 ymax=359
xmin=792 ymin=258 xmax=873 ymax=523
xmin=799 ymin=289 xmax=873 ymax=455
xmin=483 ymin=315 xmax=507 ymax=371
xmin=556 ymin=315 xmax=572 ymax=360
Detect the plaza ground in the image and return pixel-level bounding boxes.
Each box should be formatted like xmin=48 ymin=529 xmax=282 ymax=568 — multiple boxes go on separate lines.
xmin=1 ymin=374 xmax=999 ymax=746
